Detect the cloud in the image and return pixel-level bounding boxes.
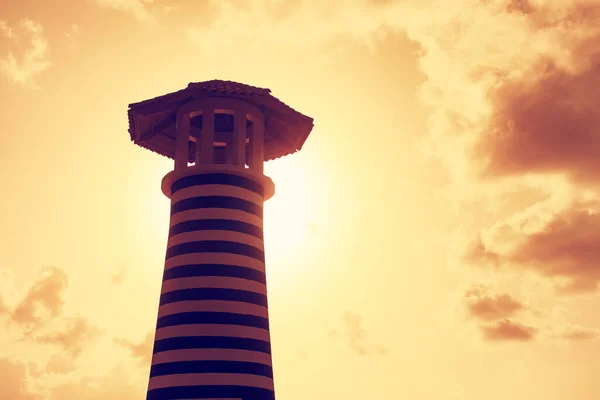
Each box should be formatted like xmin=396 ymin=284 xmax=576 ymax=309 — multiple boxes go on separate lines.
xmin=463 ymin=284 xmax=600 ymax=342
xmin=550 ymin=322 xmax=600 ymax=341
xmin=49 ymin=363 xmax=145 ymax=400
xmin=481 ymin=319 xmax=536 ymax=341
xmin=114 ymin=331 xmax=154 ymax=365
xmin=465 ymin=285 xmax=525 ymax=321
xmin=185 ymin=0 xmax=397 ymax=58
xmin=0 ymin=266 xmax=101 ymax=365
xmin=45 ymin=352 xmax=78 ymax=375
xmin=110 ymin=266 xmax=126 ymax=285
xmin=466 ymin=198 xmax=600 ymax=293
xmin=0 ymin=19 xmax=51 ymax=87
xmin=506 ymin=0 xmax=535 ymax=14
xmin=94 ymin=0 xmax=157 ymax=22
xmin=330 ymin=312 xmax=387 ymax=356
xmin=9 ymin=266 xmax=68 ymax=329
xmin=0 ymin=298 xmax=8 ymax=315
xmin=210 ymin=0 xmax=600 ymax=303
xmin=32 ymin=316 xmax=101 ymax=357
xmin=0 ymin=20 xmax=15 ymax=38
xmin=0 ymin=358 xmax=43 ymax=400
xmin=0 ymin=269 xmax=12 ymax=314
xmin=178 ymin=0 xmax=600 ymax=345
xmin=66 ymin=24 xmax=79 ymax=51
xmin=179 ymin=0 xmax=600 ymax=187
xmin=0 ymin=357 xmax=144 ymax=400
xmin=474 ymin=47 xmax=600 ymax=184
xmin=0 ymin=266 xmax=145 ymax=397
xmin=182 ymin=0 xmax=600 ymax=188
xmin=462 ymin=285 xmax=536 ymax=341
xmin=407 ymin=0 xmax=600 ymax=186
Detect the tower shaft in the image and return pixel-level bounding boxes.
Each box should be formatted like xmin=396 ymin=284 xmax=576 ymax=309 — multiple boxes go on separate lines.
xmin=147 ymin=166 xmax=275 ymax=400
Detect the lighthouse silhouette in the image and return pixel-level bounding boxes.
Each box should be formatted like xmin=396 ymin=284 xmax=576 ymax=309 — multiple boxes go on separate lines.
xmin=128 ymin=80 xmax=314 ymax=400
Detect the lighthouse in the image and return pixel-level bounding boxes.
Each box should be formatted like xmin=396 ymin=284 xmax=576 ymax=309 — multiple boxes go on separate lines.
xmin=127 ymin=80 xmax=314 ymax=400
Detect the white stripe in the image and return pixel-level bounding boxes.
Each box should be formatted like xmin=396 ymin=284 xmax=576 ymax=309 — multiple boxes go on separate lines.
xmin=169 ymin=209 xmax=262 ymax=228
xmin=172 ymin=184 xmax=263 ymax=206
xmin=147 ymin=373 xmax=274 ymax=390
xmin=154 ymin=324 xmax=271 ymax=341
xmin=167 ymin=230 xmax=264 ymax=250
xmin=151 ymin=349 xmax=272 ymax=366
xmin=161 ymin=276 xmax=267 ymax=295
xmin=158 ymin=300 xmax=268 ymax=318
xmin=165 ymin=253 xmax=265 ymax=272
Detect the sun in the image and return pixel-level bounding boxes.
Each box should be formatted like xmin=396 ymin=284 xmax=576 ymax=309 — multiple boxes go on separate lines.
xmin=139 ymin=155 xmax=325 ymax=290
xmin=262 ymin=156 xmax=323 ymax=282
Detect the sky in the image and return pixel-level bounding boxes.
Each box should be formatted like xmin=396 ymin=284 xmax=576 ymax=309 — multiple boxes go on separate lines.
xmin=1 ymin=0 xmax=600 ymax=398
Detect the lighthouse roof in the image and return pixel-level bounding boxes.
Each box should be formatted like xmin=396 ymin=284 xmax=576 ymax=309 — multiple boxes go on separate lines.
xmin=127 ymin=80 xmax=314 ymax=162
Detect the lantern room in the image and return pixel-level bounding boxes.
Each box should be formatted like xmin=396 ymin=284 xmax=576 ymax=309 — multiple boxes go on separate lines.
xmin=127 ymin=80 xmax=314 ymax=175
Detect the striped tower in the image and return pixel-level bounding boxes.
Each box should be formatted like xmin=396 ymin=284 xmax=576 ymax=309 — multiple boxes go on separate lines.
xmin=127 ymin=81 xmax=314 ymax=400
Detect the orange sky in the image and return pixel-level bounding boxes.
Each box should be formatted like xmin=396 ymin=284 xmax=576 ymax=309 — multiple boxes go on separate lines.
xmin=1 ymin=0 xmax=600 ymax=399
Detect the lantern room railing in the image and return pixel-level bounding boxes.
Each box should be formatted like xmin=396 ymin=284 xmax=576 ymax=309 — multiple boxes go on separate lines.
xmin=174 ymin=97 xmax=265 ymax=174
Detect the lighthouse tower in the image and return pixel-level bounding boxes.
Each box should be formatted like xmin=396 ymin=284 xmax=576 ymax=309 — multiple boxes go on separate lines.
xmin=127 ymin=80 xmax=314 ymax=400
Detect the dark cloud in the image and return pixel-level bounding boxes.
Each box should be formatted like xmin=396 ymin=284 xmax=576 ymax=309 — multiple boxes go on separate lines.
xmin=465 ymin=285 xmax=525 ymax=321
xmin=527 ymin=2 xmax=600 ymax=30
xmin=463 ymin=285 xmax=600 ymax=342
xmin=472 ymin=2 xmax=600 ymax=185
xmin=463 ymin=286 xmax=536 ymax=341
xmin=466 ymin=202 xmax=600 ymax=293
xmin=481 ymin=319 xmax=536 ymax=341
xmin=448 ymin=3 xmax=600 ymax=303
xmin=114 ymin=331 xmax=154 ymax=365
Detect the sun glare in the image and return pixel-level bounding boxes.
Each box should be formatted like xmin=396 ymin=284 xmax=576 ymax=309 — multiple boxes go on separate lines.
xmin=263 ymin=157 xmax=323 ymax=282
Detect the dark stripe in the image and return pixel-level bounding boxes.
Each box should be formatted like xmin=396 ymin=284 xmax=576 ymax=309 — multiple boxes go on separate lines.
xmin=163 ymin=264 xmax=267 ymax=285
xmin=147 ymin=385 xmax=274 ymax=400
xmin=149 ymin=360 xmax=273 ymax=378
xmin=152 ymin=336 xmax=272 ymax=354
xmin=169 ymin=219 xmax=264 ymax=239
xmin=171 ymin=196 xmax=263 ymax=218
xmin=171 ymin=173 xmax=264 ymax=197
xmin=166 ymin=240 xmax=265 ymax=261
xmin=156 ymin=311 xmax=270 ymax=330
xmin=160 ymin=288 xmax=267 ymax=307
